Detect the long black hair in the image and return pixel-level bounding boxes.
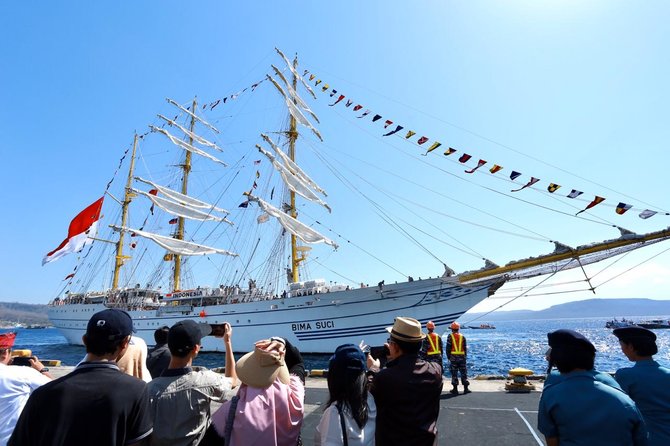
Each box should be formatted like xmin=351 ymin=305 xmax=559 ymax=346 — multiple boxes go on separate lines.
xmin=326 ymin=368 xmax=370 ymax=429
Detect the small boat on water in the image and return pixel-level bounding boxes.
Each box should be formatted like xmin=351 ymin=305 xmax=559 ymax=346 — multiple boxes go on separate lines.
xmin=637 ymin=319 xmax=670 ymax=329
xmin=605 ymin=318 xmax=636 ymax=329
xmin=468 ymin=323 xmax=496 ymax=330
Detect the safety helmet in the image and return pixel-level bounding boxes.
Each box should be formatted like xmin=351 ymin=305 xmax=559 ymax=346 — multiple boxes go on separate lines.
xmin=426 ymin=321 xmax=435 ymax=330
xmin=450 ymin=322 xmax=460 ymax=330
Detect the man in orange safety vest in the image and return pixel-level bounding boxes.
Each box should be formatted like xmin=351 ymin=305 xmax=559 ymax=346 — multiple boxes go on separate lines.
xmin=421 ymin=321 xmax=444 ymax=365
xmin=446 ymin=322 xmax=470 ymax=394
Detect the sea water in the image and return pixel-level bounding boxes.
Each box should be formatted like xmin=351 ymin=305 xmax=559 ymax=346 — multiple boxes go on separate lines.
xmin=4 ymin=317 xmax=669 ymax=376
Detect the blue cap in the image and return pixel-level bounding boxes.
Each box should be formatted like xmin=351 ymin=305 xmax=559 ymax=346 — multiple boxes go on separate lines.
xmin=329 ymin=344 xmax=367 ymax=372
xmin=547 ymin=329 xmax=596 ymax=353
xmin=86 ymin=309 xmax=134 ymax=341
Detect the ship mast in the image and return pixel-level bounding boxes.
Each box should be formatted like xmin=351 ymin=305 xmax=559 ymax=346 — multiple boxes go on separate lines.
xmin=111 ymin=134 xmax=139 ymax=290
xmin=288 ymin=56 xmax=304 ymax=283
xmin=173 ymin=98 xmax=198 ymax=291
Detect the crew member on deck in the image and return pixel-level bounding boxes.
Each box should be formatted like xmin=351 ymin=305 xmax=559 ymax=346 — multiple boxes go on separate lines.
xmin=446 ymin=322 xmax=470 ymax=394
xmin=421 ymin=321 xmax=444 ymax=365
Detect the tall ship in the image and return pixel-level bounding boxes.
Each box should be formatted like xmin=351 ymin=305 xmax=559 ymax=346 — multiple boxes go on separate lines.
xmin=45 ymin=49 xmax=670 ymax=352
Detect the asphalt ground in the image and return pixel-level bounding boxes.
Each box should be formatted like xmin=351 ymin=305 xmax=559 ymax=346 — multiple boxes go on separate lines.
xmin=301 ymin=379 xmax=546 ymax=446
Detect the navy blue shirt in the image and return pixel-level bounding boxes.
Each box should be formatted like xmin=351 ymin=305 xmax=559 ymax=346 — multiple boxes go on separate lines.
xmin=9 ymin=362 xmax=153 ymax=446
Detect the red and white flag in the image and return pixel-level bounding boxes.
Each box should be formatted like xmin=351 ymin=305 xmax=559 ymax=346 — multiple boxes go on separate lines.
xmin=42 ymin=197 xmax=104 ymax=265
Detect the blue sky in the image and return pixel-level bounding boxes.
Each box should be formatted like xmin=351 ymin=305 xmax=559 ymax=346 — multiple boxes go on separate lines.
xmin=2 ymin=1 xmax=670 ymax=312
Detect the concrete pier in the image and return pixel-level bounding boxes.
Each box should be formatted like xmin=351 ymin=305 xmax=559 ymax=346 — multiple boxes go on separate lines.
xmin=49 ymin=367 xmax=546 ymax=445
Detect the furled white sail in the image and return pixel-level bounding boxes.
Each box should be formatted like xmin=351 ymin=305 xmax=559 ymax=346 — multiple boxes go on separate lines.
xmin=275 ymin=47 xmax=316 ymax=99
xmin=132 ymin=188 xmax=232 ymax=224
xmin=157 ymin=114 xmax=223 ymax=152
xmin=135 ymin=177 xmax=230 ymax=215
xmin=267 ymin=76 xmax=323 ymax=142
xmin=113 ymin=226 xmax=238 ymax=257
xmin=166 ymin=98 xmax=220 ymax=134
xmin=247 ymin=194 xmax=338 ymax=249
xmin=271 ymin=65 xmax=319 ymax=124
xmin=261 ymin=134 xmax=327 ymax=196
xmin=256 ymin=144 xmax=331 ymax=213
xmin=150 ymin=126 xmax=227 ymax=166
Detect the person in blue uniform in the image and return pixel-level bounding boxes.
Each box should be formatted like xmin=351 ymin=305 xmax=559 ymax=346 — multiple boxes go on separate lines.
xmin=613 ymin=325 xmax=670 ymax=446
xmin=538 ymin=329 xmax=647 ymax=446
xmin=544 ymin=346 xmax=621 ymax=390
xmin=446 ymin=322 xmax=469 ymax=394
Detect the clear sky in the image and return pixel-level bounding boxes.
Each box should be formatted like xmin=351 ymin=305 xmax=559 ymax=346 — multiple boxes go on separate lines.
xmin=2 ymin=1 xmax=670 ymax=313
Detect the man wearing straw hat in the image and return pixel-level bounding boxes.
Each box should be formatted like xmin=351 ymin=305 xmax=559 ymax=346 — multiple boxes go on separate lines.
xmin=369 ymin=316 xmax=443 ymax=445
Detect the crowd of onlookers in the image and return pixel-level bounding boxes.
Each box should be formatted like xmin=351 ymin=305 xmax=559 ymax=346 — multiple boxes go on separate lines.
xmin=0 ymin=310 xmax=668 ymax=445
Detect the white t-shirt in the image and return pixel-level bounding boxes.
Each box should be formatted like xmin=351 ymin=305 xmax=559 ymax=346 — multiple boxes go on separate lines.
xmin=315 ymin=394 xmax=376 ymax=446
xmin=0 ymin=363 xmax=50 ymax=445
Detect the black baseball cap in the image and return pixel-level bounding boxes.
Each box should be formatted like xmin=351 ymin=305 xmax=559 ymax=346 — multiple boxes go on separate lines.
xmin=86 ymin=309 xmax=134 ymax=341
xmin=168 ymin=320 xmax=212 ymax=355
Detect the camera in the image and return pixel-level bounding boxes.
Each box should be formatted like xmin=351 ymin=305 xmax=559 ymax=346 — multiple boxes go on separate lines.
xmin=209 ymin=323 xmax=227 ymax=337
xmin=11 ymin=356 xmax=34 ymax=367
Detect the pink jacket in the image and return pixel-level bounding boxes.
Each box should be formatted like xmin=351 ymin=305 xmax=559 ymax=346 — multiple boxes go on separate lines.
xmin=211 ymin=375 xmax=305 ymax=446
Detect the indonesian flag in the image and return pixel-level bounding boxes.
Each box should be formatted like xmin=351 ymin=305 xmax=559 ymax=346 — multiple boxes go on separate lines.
xmin=43 ymin=197 xmax=104 ymax=265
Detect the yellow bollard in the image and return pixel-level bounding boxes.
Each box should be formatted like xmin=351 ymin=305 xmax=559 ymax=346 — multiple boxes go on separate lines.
xmin=505 ymin=368 xmax=535 ymax=393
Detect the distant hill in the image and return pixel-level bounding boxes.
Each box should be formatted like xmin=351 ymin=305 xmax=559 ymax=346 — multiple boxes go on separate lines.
xmin=465 ymin=298 xmax=670 ymax=322
xmin=0 ymin=301 xmax=51 ymax=326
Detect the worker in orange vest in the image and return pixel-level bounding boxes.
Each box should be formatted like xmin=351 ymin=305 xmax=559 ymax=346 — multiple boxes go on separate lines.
xmin=446 ymin=322 xmax=470 ymax=394
xmin=421 ymin=321 xmax=444 ymax=365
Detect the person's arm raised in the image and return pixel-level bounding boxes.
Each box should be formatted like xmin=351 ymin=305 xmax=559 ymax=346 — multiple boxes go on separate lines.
xmin=222 ymin=323 xmax=238 ymax=386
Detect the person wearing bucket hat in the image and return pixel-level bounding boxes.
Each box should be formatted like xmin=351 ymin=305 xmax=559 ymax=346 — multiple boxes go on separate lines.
xmin=369 ymin=316 xmax=442 ymax=446
xmin=315 ymin=344 xmax=376 ymax=445
xmin=203 ymin=336 xmax=306 ymax=446
xmin=0 ymin=332 xmax=52 ymax=445
xmin=147 ymin=320 xmax=237 ymax=446
xmin=9 ymin=309 xmax=154 ymax=446
xmin=538 ymin=329 xmax=647 ymax=446
xmin=613 ymin=326 xmax=670 ymax=446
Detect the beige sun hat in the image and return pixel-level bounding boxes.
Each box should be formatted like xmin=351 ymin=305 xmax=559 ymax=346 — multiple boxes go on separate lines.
xmin=236 ymin=346 xmax=290 ymax=388
xmin=386 ymin=316 xmax=426 ymax=342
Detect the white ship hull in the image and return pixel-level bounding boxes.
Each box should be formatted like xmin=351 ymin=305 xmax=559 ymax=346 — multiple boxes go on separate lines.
xmin=48 ymin=277 xmax=503 ymax=353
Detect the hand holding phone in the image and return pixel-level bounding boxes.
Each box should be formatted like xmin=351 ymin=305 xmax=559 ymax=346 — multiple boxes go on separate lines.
xmin=11 ymin=356 xmax=34 ymax=367
xmin=210 ymin=323 xmax=227 ymax=338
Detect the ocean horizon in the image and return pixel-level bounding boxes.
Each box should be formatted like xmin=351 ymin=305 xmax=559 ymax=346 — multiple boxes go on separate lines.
xmin=3 ymin=316 xmax=669 ymax=376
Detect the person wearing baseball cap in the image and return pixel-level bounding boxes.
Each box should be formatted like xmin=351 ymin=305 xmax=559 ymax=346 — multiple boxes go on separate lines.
xmin=1 ymin=332 xmax=52 ymax=445
xmin=147 ymin=320 xmax=237 ymax=446
xmin=9 ymin=309 xmax=153 ymax=446
xmin=315 ymin=344 xmax=376 ymax=445
xmin=613 ymin=326 xmax=670 ymax=446
xmin=369 ymin=316 xmax=443 ymax=445
xmin=538 ymin=329 xmax=647 ymax=446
